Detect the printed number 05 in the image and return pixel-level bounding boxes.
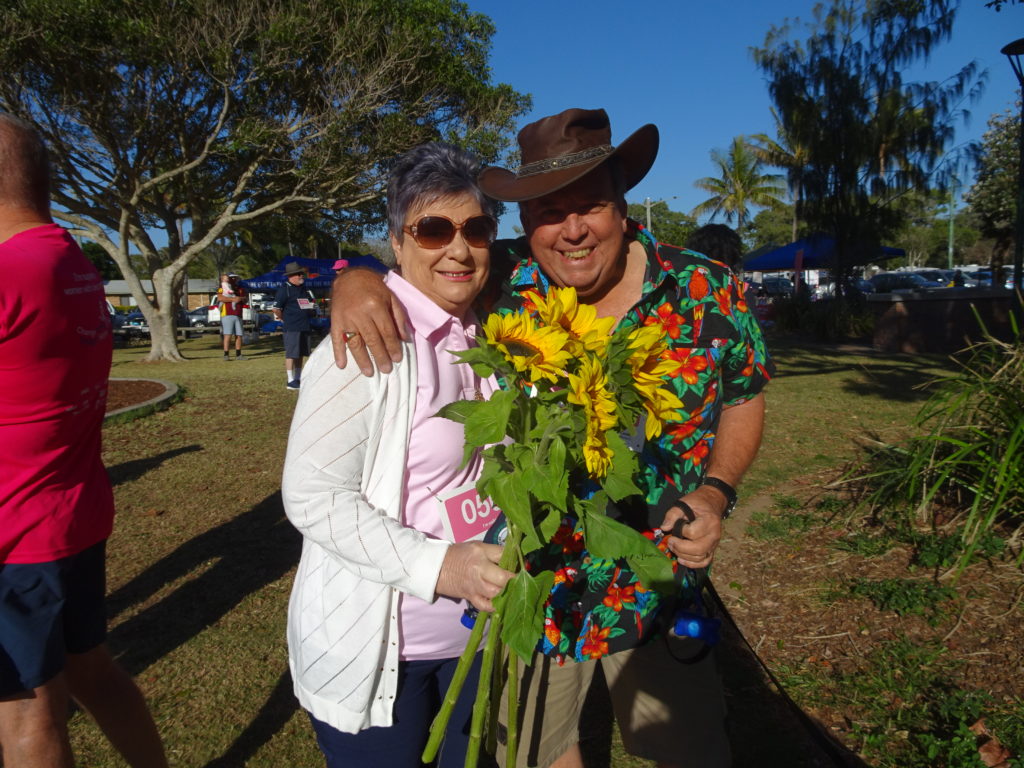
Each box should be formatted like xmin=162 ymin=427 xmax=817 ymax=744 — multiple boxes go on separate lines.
xmin=460 ymin=495 xmax=493 ymax=525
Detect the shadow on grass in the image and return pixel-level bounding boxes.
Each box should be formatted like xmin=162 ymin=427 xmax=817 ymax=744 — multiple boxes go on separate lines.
xmin=105 ymin=491 xmax=300 ymax=675
xmin=106 ymin=445 xmax=203 ymax=486
xmin=769 ymin=341 xmax=943 ymax=404
xmin=203 ymin=666 xmax=299 ymax=768
xmin=577 ymin=595 xmax=871 ymax=768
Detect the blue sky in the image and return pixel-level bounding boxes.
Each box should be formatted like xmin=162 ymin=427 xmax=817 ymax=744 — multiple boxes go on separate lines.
xmin=467 ymin=0 xmax=1022 ymax=237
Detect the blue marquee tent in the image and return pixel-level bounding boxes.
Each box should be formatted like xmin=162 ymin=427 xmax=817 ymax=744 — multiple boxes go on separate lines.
xmin=743 ymin=236 xmax=905 ymax=272
xmin=240 ymin=255 xmax=386 ymax=291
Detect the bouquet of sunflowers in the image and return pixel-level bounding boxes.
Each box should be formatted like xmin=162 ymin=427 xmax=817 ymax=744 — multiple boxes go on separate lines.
xmin=423 ymin=286 xmax=684 ymax=768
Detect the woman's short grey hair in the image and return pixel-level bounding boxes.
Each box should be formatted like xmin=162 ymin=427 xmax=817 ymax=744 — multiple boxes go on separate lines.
xmin=0 ymin=113 xmax=51 ymax=213
xmin=387 ymin=142 xmax=498 ymax=241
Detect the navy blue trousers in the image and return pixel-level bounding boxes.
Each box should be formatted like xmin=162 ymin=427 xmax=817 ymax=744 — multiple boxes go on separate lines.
xmin=309 ymin=652 xmax=482 ymax=768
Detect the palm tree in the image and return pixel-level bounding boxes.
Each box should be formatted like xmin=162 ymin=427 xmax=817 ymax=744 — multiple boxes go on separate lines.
xmin=692 ymin=136 xmax=785 ymax=233
xmin=749 ymin=108 xmax=811 ymax=242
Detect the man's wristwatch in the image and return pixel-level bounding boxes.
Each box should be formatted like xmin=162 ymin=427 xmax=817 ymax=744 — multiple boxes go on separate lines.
xmin=700 ymin=476 xmax=737 ymax=519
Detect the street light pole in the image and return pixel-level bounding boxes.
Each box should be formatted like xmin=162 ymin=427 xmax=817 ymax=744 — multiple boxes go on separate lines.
xmin=1000 ymin=37 xmax=1024 ymax=311
xmin=947 ymin=176 xmax=956 ymax=271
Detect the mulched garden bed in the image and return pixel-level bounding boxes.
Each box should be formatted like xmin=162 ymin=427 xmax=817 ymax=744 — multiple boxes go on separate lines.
xmin=106 ymin=379 xmax=167 ymax=413
xmin=718 ymin=473 xmax=1023 ymax=767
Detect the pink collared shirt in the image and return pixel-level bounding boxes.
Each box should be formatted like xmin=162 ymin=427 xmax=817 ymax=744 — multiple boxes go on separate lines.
xmin=385 ymin=272 xmax=497 ymax=660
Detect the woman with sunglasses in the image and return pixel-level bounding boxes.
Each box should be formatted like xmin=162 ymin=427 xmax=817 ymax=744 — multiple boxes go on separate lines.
xmin=281 ymin=143 xmax=514 ymax=768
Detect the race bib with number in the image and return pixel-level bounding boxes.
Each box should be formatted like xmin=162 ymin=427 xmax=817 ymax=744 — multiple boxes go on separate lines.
xmin=437 ymin=483 xmax=501 ymax=543
xmin=296 ymin=298 xmax=315 ymax=310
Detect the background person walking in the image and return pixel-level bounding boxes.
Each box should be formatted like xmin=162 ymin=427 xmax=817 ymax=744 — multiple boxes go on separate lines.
xmin=274 ymin=262 xmax=316 ymax=390
xmin=0 ymin=113 xmax=167 ymax=768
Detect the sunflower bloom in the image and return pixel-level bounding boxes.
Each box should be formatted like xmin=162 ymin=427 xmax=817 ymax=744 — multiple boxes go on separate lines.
xmin=568 ymin=354 xmax=617 ymax=476
xmin=625 ymin=325 xmax=671 ymax=376
xmin=636 ymin=380 xmax=683 ymax=439
xmin=533 ymin=287 xmax=616 ymax=355
xmin=582 ymin=429 xmax=613 ymax=478
xmin=483 ymin=312 xmax=572 ymax=383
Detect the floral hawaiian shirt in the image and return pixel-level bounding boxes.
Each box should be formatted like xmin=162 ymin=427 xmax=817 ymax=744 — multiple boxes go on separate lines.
xmin=483 ymin=221 xmax=775 ymax=663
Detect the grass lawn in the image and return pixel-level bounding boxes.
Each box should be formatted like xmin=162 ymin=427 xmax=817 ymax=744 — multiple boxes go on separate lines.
xmin=72 ymin=331 xmax=951 ymax=766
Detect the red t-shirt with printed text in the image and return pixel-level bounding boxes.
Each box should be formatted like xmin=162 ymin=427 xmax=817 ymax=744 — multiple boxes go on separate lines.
xmin=0 ymin=224 xmax=114 ymax=563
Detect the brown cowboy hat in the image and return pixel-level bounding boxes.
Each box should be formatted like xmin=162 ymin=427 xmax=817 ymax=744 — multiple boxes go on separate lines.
xmin=283 ymin=261 xmax=308 ymax=277
xmin=478 ymin=108 xmax=659 ymax=203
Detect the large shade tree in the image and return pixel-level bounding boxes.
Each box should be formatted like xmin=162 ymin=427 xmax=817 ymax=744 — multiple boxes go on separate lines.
xmin=752 ymin=0 xmax=983 ymax=295
xmin=691 ymin=136 xmax=785 ymax=233
xmin=965 ymin=103 xmax=1021 ymax=278
xmin=0 ymin=0 xmax=528 ymax=360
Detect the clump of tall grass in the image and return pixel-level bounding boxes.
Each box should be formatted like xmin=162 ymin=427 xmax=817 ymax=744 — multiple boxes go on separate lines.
xmin=853 ymin=313 xmax=1023 ymax=577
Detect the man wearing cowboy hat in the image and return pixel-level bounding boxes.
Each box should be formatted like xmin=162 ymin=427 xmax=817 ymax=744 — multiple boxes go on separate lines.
xmin=328 ymin=108 xmax=773 ymax=768
xmin=274 ymin=261 xmax=317 ymax=390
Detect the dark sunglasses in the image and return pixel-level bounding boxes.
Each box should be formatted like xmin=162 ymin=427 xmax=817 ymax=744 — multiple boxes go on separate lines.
xmin=402 ymin=214 xmax=497 ymax=249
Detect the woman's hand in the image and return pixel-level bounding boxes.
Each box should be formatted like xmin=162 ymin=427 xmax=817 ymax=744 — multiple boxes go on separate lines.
xmin=435 ymin=542 xmax=514 ymax=613
xmin=329 ymin=268 xmax=410 ymax=376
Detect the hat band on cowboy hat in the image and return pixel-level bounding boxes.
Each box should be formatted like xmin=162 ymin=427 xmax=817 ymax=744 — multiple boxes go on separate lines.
xmin=515 ymin=144 xmax=613 ymax=178
xmin=478 ymin=107 xmax=658 ymax=203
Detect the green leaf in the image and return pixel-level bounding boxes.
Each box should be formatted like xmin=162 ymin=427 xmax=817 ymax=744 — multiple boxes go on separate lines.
xmin=600 ymin=430 xmax=643 ymax=502
xmin=487 ymin=471 xmax=539 ymax=552
xmin=522 ymin=437 xmax=569 ymax=512
xmin=536 ymin=504 xmax=563 ymax=545
xmin=436 ymin=398 xmax=481 ymax=426
xmin=584 ymin=513 xmax=655 ymax=560
xmin=626 ymin=552 xmax=677 ymax=595
xmin=497 ymin=570 xmax=555 ymax=664
xmin=464 ymin=388 xmax=516 ymax=444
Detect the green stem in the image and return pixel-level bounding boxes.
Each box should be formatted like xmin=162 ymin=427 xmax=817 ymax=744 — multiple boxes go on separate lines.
xmin=485 ymin=643 xmax=506 ymax=755
xmin=422 ymin=611 xmax=490 ymax=763
xmin=464 ymin=610 xmax=504 ymax=768
xmin=505 ymin=646 xmax=519 ymax=768
xmin=424 ymin=527 xmax=524 ymax=765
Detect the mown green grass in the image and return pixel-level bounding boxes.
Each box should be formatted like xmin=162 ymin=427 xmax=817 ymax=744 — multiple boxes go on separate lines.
xmin=69 ymin=332 xmax=943 ymax=767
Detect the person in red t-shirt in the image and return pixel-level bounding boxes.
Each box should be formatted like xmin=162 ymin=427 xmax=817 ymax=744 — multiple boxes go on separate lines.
xmin=216 ymin=272 xmax=247 ymax=360
xmin=0 ymin=113 xmax=167 ymax=768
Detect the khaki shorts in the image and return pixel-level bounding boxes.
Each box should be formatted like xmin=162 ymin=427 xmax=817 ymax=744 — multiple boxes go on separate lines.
xmin=496 ymin=634 xmax=729 ymax=768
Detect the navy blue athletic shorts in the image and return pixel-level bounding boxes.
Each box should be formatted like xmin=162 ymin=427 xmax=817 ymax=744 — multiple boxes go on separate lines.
xmin=0 ymin=539 xmax=108 ymax=697
xmin=283 ymin=330 xmax=311 ymax=360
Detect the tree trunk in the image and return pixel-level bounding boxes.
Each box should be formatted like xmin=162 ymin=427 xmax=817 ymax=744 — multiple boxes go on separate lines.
xmin=146 ymin=311 xmax=186 ymax=362
xmin=144 ymin=267 xmax=187 ymax=362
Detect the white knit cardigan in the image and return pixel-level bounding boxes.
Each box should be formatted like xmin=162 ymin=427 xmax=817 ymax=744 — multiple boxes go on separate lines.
xmin=282 ymin=338 xmax=451 ymax=733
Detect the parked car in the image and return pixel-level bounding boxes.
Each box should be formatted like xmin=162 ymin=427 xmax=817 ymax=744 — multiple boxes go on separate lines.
xmin=965 ymin=269 xmax=993 ymax=287
xmin=869 ymin=272 xmax=943 ymax=293
xmin=119 ymin=309 xmax=190 ymax=337
xmin=754 ymin=275 xmax=795 ymax=297
xmin=912 ymin=269 xmax=953 ymax=286
xmin=186 ymin=307 xmax=217 ymax=327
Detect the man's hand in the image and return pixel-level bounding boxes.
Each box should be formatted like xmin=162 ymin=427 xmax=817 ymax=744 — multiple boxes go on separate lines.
xmin=329 ymin=268 xmax=410 ymax=376
xmin=435 ymin=542 xmax=514 ymax=613
xmin=659 ymin=484 xmax=728 ymax=569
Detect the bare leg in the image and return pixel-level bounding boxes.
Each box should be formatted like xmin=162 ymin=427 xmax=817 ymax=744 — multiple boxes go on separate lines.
xmin=64 ymin=644 xmax=168 ymax=768
xmin=234 ymin=335 xmax=242 ymax=352
xmin=0 ymin=676 xmax=74 ymax=768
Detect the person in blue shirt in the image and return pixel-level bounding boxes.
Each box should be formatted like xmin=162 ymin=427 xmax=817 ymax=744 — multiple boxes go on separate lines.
xmin=273 ymin=262 xmax=316 ymax=390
